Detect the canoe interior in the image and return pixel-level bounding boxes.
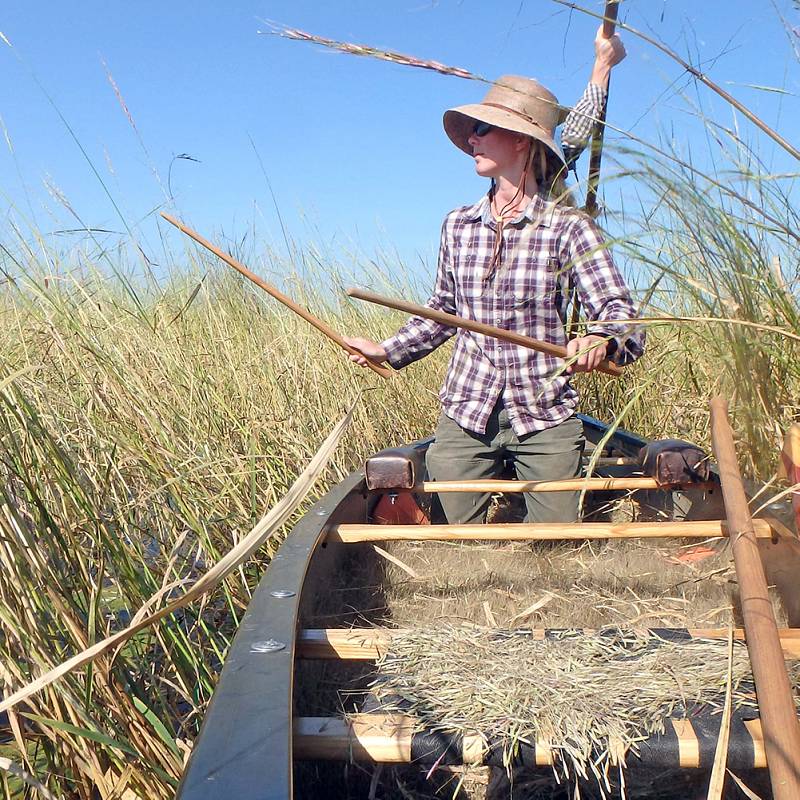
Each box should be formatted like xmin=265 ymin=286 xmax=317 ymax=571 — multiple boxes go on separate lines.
xmin=177 ymin=415 xmax=798 ymax=800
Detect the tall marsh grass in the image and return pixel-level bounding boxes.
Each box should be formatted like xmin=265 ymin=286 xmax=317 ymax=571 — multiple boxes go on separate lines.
xmin=614 ymin=139 xmax=799 ymax=474
xmin=0 ymin=249 xmax=444 ymax=798
xmin=0 ymin=86 xmax=797 ymax=800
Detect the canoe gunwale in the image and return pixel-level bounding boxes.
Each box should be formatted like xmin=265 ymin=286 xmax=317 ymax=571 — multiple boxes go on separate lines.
xmin=175 ymin=471 xmax=367 ymax=800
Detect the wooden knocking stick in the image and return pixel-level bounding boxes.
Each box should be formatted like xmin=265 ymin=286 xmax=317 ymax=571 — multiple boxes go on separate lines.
xmin=160 ymin=213 xmax=394 ymax=379
xmin=346 ymin=288 xmax=624 ymax=378
xmin=710 ymin=396 xmax=800 ymax=800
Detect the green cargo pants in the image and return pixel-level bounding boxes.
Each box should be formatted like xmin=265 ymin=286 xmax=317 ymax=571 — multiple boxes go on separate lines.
xmin=425 ymin=403 xmax=585 ymax=524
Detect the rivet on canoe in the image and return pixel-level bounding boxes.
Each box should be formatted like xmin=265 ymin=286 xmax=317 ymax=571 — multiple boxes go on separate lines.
xmin=270 ymin=590 xmax=296 ymax=598
xmin=250 ymin=639 xmax=286 ymax=653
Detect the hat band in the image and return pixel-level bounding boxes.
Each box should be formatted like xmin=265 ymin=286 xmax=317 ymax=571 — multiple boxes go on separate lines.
xmin=480 ymin=102 xmax=549 ymax=134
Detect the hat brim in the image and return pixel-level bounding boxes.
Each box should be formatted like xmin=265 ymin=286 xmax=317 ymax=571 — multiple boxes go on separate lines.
xmin=443 ymin=105 xmax=566 ymax=166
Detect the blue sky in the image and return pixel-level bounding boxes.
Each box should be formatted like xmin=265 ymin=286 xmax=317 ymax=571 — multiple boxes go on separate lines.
xmin=0 ymin=1 xmax=797 ymax=277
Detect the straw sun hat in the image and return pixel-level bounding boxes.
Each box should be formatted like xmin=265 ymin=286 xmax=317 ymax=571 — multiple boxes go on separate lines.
xmin=443 ymin=75 xmax=569 ymax=166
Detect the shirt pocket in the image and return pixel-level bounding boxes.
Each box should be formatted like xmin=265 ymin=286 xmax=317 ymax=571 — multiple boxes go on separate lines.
xmin=454 ymin=252 xmax=487 ymax=305
xmin=510 ymin=256 xmax=560 ymax=309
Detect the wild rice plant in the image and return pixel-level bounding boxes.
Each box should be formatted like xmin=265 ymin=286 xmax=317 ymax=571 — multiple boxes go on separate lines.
xmin=605 ymin=134 xmax=800 ymax=476
xmin=0 ymin=238 xmax=443 ymax=797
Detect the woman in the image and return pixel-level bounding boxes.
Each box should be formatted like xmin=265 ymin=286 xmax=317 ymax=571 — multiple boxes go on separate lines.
xmin=346 ymin=28 xmax=644 ymax=525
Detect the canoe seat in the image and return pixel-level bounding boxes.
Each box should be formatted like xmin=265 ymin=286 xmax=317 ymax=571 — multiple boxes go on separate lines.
xmin=365 ymin=441 xmax=430 ymax=491
xmin=639 ymin=439 xmax=710 ymax=486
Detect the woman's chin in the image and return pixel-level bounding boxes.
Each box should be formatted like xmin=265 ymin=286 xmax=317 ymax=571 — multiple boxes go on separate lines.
xmin=473 ymin=160 xmax=496 ymax=178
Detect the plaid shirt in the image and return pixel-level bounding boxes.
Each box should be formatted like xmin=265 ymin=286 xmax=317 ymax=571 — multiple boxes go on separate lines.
xmin=381 ymin=197 xmax=645 ymax=436
xmin=381 ymin=82 xmax=644 ymax=436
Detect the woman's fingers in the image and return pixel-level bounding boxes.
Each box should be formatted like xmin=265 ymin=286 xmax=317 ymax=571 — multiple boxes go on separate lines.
xmin=595 ymin=26 xmax=626 ymax=66
xmin=565 ymin=337 xmax=580 ymax=374
xmin=565 ymin=336 xmax=609 ymax=374
xmin=342 ymin=335 xmax=388 ymax=368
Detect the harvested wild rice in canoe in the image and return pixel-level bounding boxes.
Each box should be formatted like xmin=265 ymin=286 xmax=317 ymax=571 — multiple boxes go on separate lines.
xmin=362 ymin=623 xmax=800 ymax=789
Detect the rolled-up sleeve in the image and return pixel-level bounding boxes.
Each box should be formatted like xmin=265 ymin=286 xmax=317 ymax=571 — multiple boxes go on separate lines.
xmin=380 ymin=219 xmax=458 ymax=369
xmin=561 ymin=83 xmax=606 ymax=169
xmin=560 ymin=215 xmax=645 ymax=365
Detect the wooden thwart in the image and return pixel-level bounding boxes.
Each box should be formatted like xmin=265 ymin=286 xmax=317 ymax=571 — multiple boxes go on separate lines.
xmin=423 ymin=477 xmax=715 ymax=493
xmin=297 ymin=627 xmax=800 ymax=661
xmin=329 ymin=518 xmax=775 ymax=543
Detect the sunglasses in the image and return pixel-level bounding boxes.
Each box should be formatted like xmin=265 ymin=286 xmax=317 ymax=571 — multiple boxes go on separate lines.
xmin=472 ymin=121 xmax=495 ymax=137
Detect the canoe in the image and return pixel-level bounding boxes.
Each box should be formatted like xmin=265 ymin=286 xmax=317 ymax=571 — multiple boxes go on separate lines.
xmin=175 ymin=414 xmax=800 ymax=800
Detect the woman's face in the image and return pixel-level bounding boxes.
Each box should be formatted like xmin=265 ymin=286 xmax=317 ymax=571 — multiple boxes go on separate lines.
xmin=467 ymin=124 xmax=528 ymax=178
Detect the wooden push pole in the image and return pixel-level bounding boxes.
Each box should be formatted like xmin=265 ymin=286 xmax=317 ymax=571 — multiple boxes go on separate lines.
xmin=160 ymin=213 xmax=394 ymax=379
xmin=567 ymin=1 xmax=620 ymax=336
xmin=584 ymin=0 xmax=620 ymax=218
xmin=710 ymin=396 xmax=800 ymax=798
xmin=346 ymin=287 xmax=624 ymax=377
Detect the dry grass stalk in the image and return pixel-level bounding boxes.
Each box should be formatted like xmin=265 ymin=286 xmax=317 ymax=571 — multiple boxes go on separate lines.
xmin=0 ymin=757 xmax=60 ymax=800
xmin=705 ymin=628 xmax=734 ymax=799
xmin=726 ymin=771 xmax=765 ymax=800
xmin=373 ymin=544 xmax=421 ymax=580
xmin=509 ymin=593 xmax=556 ymax=624
xmin=261 ymin=23 xmax=478 ymax=81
